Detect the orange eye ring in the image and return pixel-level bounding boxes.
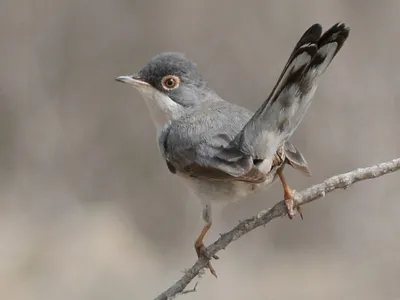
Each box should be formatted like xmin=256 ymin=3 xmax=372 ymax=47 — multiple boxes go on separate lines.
xmin=161 ymin=75 xmax=180 ymax=90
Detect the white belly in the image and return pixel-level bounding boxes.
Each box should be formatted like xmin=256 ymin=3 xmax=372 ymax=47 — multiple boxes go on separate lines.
xmin=177 ymin=167 xmax=279 ymax=204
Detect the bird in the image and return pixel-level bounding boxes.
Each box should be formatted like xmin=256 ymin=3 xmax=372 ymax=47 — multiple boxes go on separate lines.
xmin=116 ymin=23 xmax=350 ymax=277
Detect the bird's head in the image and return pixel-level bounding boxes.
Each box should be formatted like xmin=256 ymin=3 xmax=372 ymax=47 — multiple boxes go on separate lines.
xmin=116 ymin=52 xmax=218 ymax=128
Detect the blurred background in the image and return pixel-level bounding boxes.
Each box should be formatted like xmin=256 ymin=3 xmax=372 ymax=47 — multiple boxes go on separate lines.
xmin=1 ymin=0 xmax=400 ymax=299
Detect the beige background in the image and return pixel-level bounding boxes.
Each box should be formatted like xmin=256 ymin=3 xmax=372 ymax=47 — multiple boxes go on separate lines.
xmin=1 ymin=0 xmax=400 ymax=299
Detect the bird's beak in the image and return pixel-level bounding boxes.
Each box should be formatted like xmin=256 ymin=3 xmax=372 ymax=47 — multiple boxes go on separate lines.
xmin=115 ymin=74 xmax=150 ymax=87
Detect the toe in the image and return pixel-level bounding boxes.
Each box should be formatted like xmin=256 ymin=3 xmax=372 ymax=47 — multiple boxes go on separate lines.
xmin=297 ymin=205 xmax=304 ymax=220
xmin=285 ymin=198 xmax=295 ymax=219
xmin=208 ymin=263 xmax=218 ymax=278
xmin=195 ymin=243 xmax=211 ymax=259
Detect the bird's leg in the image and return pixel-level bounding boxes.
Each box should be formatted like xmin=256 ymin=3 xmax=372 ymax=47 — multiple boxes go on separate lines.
xmin=194 ymin=204 xmax=218 ymax=278
xmin=277 ymin=168 xmax=303 ymax=219
xmin=194 ymin=223 xmax=219 ymax=277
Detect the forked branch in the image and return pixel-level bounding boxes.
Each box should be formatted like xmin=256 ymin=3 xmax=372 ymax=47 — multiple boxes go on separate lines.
xmin=154 ymin=158 xmax=400 ymax=300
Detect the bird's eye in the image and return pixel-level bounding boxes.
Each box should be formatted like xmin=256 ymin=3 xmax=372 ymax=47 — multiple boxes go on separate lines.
xmin=161 ymin=75 xmax=180 ymax=90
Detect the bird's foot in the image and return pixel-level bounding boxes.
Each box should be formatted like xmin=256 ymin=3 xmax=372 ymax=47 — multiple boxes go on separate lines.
xmin=284 ymin=189 xmax=303 ymax=220
xmin=195 ymin=242 xmax=219 ymax=278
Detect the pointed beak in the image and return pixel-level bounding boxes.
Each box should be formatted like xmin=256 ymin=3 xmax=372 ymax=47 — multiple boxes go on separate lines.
xmin=115 ymin=74 xmax=150 ymax=87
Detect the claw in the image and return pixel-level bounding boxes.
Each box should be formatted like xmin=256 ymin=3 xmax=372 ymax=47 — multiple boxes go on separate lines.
xmin=297 ymin=205 xmax=304 ymax=220
xmin=208 ymin=263 xmax=218 ymax=278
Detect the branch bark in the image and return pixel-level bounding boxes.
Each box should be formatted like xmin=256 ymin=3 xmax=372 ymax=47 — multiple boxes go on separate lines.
xmin=154 ymin=158 xmax=400 ymax=300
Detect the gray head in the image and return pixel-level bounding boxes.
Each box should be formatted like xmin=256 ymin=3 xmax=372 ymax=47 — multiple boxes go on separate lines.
xmin=116 ymin=52 xmax=219 ymax=128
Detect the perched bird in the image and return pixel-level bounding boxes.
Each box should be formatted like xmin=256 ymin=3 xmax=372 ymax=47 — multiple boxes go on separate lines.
xmin=116 ymin=23 xmax=350 ymax=277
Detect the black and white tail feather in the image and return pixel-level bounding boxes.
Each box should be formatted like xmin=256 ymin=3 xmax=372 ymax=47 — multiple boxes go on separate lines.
xmin=237 ymin=23 xmax=350 ymax=169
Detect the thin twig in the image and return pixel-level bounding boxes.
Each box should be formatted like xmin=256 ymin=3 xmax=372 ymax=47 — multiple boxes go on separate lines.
xmin=154 ymin=158 xmax=400 ymax=300
xmin=180 ymin=282 xmax=198 ymax=295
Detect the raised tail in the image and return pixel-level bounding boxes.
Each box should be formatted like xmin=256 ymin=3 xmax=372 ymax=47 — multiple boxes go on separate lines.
xmin=236 ymin=23 xmax=350 ymax=159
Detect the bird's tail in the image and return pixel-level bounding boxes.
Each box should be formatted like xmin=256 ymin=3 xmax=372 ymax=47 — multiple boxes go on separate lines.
xmin=236 ymin=23 xmax=350 ymax=159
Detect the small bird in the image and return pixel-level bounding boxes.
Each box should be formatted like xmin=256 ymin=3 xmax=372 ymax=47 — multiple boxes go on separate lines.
xmin=116 ymin=23 xmax=350 ymax=277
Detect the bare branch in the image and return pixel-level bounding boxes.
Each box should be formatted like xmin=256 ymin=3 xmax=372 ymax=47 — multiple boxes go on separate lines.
xmin=154 ymin=158 xmax=400 ymax=300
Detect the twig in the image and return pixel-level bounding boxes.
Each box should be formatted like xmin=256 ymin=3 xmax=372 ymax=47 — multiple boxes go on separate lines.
xmin=154 ymin=158 xmax=400 ymax=300
xmin=180 ymin=282 xmax=198 ymax=295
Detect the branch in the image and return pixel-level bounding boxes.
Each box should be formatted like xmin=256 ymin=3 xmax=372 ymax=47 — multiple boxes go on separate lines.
xmin=154 ymin=158 xmax=400 ymax=300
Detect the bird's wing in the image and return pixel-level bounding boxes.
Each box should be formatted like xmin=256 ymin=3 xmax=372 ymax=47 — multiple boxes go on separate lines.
xmin=182 ymin=162 xmax=266 ymax=183
xmin=236 ymin=23 xmax=350 ymax=159
xmin=159 ymin=105 xmax=267 ymax=183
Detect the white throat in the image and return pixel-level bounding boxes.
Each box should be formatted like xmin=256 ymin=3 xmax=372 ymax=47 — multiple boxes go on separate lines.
xmin=135 ymin=85 xmax=183 ymax=129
